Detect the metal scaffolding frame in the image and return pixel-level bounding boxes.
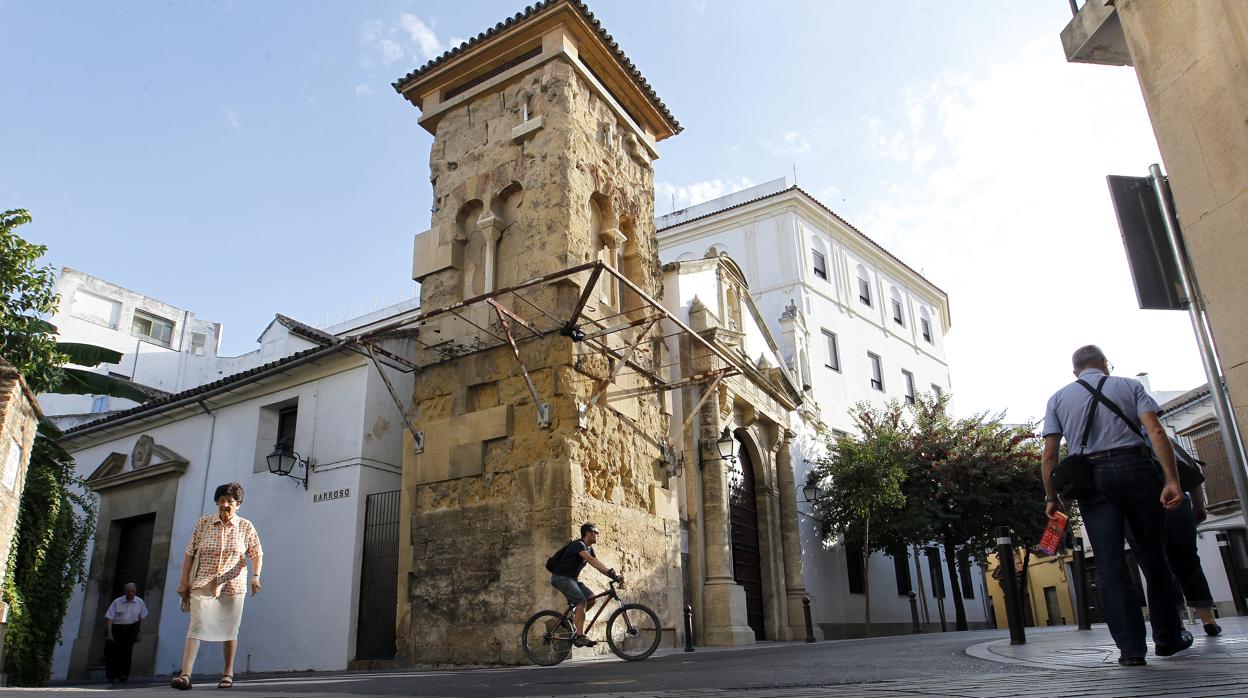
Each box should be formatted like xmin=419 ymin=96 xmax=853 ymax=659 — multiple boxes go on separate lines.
xmin=351 ymin=261 xmax=742 ymax=447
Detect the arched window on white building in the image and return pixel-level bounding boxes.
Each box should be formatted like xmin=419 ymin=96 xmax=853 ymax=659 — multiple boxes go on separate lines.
xmin=810 ymin=239 xmax=830 ymax=283
xmin=919 ymin=307 xmax=934 ymax=344
xmin=856 ymin=265 xmax=872 ymax=307
xmin=889 ymin=287 xmax=905 ymax=327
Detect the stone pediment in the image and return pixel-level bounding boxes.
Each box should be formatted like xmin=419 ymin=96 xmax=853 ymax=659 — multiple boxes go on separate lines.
xmin=86 ymin=435 xmax=189 ymax=493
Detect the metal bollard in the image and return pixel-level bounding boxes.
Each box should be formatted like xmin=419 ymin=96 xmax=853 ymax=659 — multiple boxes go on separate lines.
xmin=803 ymin=596 xmax=816 ymax=643
xmin=995 ymin=526 xmax=1026 ymax=645
xmin=908 ymin=591 xmax=921 ymax=633
xmin=683 ymin=604 xmax=695 ymax=652
xmin=1217 ymin=533 xmax=1248 ymax=616
xmin=1071 ymin=533 xmax=1092 ymax=630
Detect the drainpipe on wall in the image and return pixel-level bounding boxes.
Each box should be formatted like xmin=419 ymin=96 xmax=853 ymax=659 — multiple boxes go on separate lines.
xmin=197 ymin=400 xmax=217 ymax=516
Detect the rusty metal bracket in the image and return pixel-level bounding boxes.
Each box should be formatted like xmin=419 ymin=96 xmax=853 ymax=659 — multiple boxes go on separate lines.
xmin=364 ymin=344 xmax=425 ymax=453
xmin=489 ymin=299 xmax=551 ymax=428
xmin=576 ymin=317 xmax=660 ymax=429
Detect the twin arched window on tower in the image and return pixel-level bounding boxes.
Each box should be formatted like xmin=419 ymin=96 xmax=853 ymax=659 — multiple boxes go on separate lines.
xmin=589 ymin=194 xmax=638 ymax=314
xmin=455 ymin=183 xmax=524 ymax=299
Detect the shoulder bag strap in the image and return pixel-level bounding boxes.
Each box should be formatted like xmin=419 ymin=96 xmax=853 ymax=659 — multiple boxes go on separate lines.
xmin=1075 ymin=379 xmax=1100 ymax=450
xmin=1076 ymin=377 xmax=1148 ymax=444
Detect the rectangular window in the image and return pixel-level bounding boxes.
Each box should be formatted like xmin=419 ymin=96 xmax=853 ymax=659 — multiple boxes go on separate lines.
xmin=902 ymin=370 xmax=916 ymax=405
xmin=921 ymin=317 xmax=933 ymax=343
xmin=276 ymin=406 xmax=298 ymax=451
xmin=893 ymin=550 xmax=912 ymax=596
xmin=131 ymin=310 xmax=174 ymax=347
xmin=70 ymin=290 xmax=122 ymax=329
xmin=822 ymin=329 xmax=840 ymax=371
xmin=846 ymin=540 xmax=865 ymax=594
xmin=926 ymin=547 xmax=945 ymax=598
xmin=868 ymin=353 xmax=884 ymax=392
xmin=190 ymin=332 xmax=207 ymax=356
xmin=891 ymin=298 xmax=904 ymax=325
xmin=858 ymin=277 xmax=872 ymax=306
xmin=958 ymin=555 xmax=975 ymax=599
xmin=812 ymin=249 xmax=828 ymax=281
xmin=932 ymin=384 xmax=943 ymax=401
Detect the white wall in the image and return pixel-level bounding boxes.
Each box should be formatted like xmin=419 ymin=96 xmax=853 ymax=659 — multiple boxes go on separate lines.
xmin=52 ymin=357 xmax=404 ymax=679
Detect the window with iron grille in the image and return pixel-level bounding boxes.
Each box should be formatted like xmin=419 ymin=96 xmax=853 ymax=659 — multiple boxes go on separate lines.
xmin=846 ymin=540 xmax=865 ymax=594
xmin=893 ymin=550 xmax=912 ymax=596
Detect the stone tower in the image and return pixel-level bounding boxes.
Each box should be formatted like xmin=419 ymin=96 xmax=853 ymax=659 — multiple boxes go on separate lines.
xmin=391 ymin=0 xmax=682 ymax=664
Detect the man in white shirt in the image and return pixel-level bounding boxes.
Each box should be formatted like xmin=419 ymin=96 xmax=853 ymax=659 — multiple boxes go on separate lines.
xmin=104 ymin=582 xmax=148 ymax=683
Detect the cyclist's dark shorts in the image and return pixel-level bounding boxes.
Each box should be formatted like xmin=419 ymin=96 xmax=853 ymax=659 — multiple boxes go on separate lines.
xmin=551 ymin=574 xmax=592 ymax=605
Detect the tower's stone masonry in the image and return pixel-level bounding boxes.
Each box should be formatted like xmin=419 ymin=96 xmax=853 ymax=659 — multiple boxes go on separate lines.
xmin=394 ymin=2 xmax=682 ymax=665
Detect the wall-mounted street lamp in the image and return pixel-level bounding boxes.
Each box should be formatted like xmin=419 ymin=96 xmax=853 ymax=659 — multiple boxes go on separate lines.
xmin=802 ymin=472 xmax=823 ymax=503
xmin=266 ymin=442 xmax=310 ymax=489
xmin=699 ymin=427 xmax=736 ymax=469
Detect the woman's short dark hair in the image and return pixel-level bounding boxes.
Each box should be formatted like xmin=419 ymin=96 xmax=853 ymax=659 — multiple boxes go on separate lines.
xmin=213 ymin=482 xmax=244 ymax=505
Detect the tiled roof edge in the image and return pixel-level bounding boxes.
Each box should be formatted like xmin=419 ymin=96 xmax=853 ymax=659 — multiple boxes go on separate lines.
xmin=391 ymin=0 xmax=680 ymax=134
xmin=61 ymin=343 xmax=347 ymax=440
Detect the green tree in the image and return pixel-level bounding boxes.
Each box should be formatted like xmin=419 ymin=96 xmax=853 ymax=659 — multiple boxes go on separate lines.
xmin=904 ymin=394 xmax=1047 ymax=631
xmin=810 ymin=401 xmax=907 ymax=637
xmin=0 ymin=209 xmax=63 ymax=393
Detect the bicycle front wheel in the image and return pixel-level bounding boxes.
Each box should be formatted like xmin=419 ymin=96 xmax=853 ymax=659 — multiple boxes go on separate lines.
xmin=605 ymin=603 xmax=662 ymax=661
xmin=521 ymin=610 xmax=575 ymax=666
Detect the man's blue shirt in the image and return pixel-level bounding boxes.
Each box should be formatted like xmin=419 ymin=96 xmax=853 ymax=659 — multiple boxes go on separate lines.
xmin=1043 ymin=369 xmax=1159 ymax=455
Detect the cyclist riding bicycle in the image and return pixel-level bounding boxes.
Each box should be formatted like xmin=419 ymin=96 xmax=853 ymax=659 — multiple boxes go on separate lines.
xmin=548 ymin=522 xmax=623 ymax=647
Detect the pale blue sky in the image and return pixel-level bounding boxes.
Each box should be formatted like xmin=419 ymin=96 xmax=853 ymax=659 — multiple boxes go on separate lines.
xmin=1 ymin=1 xmax=1205 ymax=421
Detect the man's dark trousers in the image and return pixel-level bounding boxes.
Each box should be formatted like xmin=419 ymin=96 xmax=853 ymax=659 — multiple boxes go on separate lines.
xmin=1080 ymin=451 xmax=1183 ymax=658
xmin=105 ymin=622 xmax=140 ymax=681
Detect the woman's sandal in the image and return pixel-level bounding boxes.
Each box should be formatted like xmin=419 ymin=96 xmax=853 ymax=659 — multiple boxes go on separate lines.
xmin=170 ymin=674 xmax=192 ymax=690
xmin=217 ymin=675 xmax=233 ymax=689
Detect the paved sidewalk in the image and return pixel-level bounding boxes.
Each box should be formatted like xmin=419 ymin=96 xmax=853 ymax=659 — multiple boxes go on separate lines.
xmin=968 ymin=615 xmax=1248 ymax=670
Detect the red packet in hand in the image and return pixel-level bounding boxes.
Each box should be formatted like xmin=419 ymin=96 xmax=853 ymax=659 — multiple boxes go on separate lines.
xmin=1035 ymin=511 xmax=1068 ymax=556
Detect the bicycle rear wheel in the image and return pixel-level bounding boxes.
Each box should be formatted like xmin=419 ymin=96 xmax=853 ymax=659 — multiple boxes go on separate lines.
xmin=605 ymin=603 xmax=662 ymax=661
xmin=521 ymin=610 xmax=575 ymax=666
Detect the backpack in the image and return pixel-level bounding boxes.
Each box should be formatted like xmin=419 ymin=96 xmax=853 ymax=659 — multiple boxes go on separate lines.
xmin=545 ymin=540 xmax=575 ymax=573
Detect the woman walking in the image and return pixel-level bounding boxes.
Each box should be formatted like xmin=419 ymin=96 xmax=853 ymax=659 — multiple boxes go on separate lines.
xmin=171 ymin=482 xmax=263 ymax=690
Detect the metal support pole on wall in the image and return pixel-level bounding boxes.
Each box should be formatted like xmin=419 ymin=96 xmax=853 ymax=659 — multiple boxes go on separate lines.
xmin=995 ymin=527 xmax=1026 ymax=645
xmin=1150 ymin=164 xmax=1248 ymax=530
xmin=1071 ymin=533 xmax=1092 ymax=630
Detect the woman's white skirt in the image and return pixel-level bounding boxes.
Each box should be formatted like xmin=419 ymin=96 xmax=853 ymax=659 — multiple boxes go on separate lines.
xmin=187 ymin=587 xmax=245 ymax=641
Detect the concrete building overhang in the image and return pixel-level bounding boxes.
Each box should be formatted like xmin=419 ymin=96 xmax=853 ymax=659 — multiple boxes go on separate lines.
xmin=1060 ymin=0 xmax=1132 ymax=66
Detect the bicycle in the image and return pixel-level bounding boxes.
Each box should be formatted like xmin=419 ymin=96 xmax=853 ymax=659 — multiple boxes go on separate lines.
xmin=520 ymin=579 xmax=662 ymax=666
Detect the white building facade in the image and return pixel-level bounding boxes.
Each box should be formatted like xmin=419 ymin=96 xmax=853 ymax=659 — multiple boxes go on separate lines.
xmin=50 ymin=289 xmax=418 ymax=679
xmin=657 ymin=178 xmax=989 ymax=636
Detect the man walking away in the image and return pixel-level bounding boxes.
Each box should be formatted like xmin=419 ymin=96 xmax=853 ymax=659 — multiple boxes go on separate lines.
xmin=104 ymin=582 xmax=148 ymax=683
xmin=1041 ymin=345 xmax=1192 ymax=666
